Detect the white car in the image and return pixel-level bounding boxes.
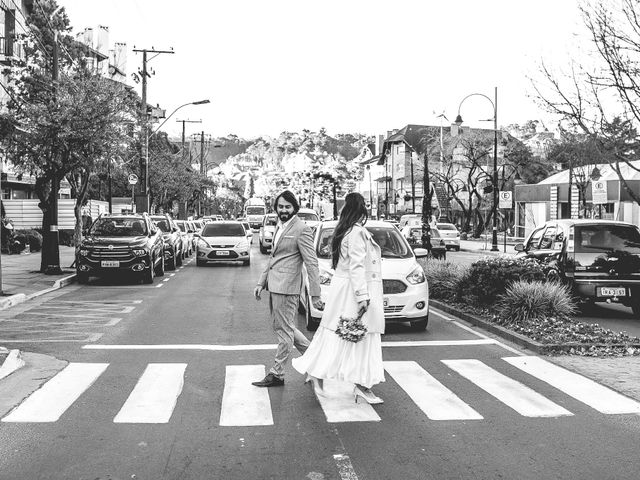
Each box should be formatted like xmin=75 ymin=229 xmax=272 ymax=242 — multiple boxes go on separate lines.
xmin=195 ymin=221 xmax=251 ymax=266
xmin=297 ymin=208 xmax=320 ymax=230
xmin=301 ymin=220 xmax=430 ymax=332
xmin=258 ymin=213 xmax=278 ymax=254
xmin=436 ymin=222 xmax=461 ymax=251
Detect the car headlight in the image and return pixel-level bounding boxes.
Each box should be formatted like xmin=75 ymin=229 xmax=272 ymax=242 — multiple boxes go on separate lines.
xmin=197 ymin=238 xmax=211 ymax=248
xmin=264 ymin=231 xmax=273 ymax=238
xmin=319 ymin=269 xmax=333 ymax=285
xmin=79 ymin=249 xmax=89 ymax=256
xmin=133 ymin=249 xmax=147 ymax=256
xmin=235 ymin=240 xmax=248 ymax=248
xmin=406 ymin=266 xmax=426 ymax=284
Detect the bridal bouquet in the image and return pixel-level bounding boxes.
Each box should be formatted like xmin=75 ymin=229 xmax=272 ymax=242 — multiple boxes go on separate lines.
xmin=335 ymin=309 xmax=368 ymax=343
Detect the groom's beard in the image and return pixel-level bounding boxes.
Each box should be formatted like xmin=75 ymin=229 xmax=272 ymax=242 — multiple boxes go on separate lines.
xmin=278 ymin=211 xmax=293 ymax=222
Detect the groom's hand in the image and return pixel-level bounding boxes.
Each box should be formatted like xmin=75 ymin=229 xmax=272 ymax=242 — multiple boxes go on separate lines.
xmin=254 ymin=285 xmax=263 ymax=300
xmin=311 ymin=296 xmax=324 ymax=310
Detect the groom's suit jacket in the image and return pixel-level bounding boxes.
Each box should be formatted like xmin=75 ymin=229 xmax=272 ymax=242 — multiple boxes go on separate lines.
xmin=257 ymin=215 xmax=321 ymax=297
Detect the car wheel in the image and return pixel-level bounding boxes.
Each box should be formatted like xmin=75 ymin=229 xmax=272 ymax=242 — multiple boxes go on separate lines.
xmin=631 ymin=300 xmax=640 ymax=317
xmin=260 ymin=242 xmax=267 ymax=254
xmin=76 ymin=272 xmax=89 ymax=284
xmin=305 ymin=292 xmax=320 ymax=331
xmin=196 ymin=259 xmax=206 ymax=267
xmin=143 ymin=261 xmax=155 ymax=284
xmin=455 ymin=246 xmax=460 ymax=252
xmin=176 ymin=250 xmax=183 ymax=267
xmin=410 ymin=317 xmax=429 ymax=331
xmin=243 ymin=259 xmax=250 ymax=266
xmin=167 ymin=254 xmax=176 ymax=270
xmin=155 ymin=255 xmax=165 ymax=277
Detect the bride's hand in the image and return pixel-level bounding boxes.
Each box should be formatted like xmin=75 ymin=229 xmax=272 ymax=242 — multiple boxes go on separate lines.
xmin=357 ymin=300 xmax=369 ymax=315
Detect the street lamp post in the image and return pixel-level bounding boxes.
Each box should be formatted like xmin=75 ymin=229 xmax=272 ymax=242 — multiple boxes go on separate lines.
xmin=137 ymin=99 xmax=210 ymax=214
xmin=454 ymin=87 xmax=499 ymax=251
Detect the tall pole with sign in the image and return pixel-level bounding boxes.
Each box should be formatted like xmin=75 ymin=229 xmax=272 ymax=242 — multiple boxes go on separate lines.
xmin=499 ymin=190 xmax=513 ymax=252
xmin=129 ymin=174 xmax=138 ymax=213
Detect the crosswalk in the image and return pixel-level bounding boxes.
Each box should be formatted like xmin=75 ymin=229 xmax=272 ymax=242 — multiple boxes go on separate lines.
xmin=3 ymin=356 xmax=640 ymax=425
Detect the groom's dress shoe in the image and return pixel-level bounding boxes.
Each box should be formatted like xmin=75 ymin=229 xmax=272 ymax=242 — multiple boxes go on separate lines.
xmin=252 ymin=373 xmax=284 ymax=387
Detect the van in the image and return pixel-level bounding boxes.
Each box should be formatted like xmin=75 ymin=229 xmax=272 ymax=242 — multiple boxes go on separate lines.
xmin=514 ymin=219 xmax=640 ymax=315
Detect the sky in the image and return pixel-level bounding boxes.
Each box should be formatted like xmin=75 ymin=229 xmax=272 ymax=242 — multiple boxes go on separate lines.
xmin=58 ymin=0 xmax=586 ymax=140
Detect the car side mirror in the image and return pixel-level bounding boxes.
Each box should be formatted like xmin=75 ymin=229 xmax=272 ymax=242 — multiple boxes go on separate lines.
xmin=194 ymin=233 xmax=201 ymax=238
xmin=413 ymin=248 xmax=429 ymax=258
xmin=514 ymin=243 xmax=525 ymax=252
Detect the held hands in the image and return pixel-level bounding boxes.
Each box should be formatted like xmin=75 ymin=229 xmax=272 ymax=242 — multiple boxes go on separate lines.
xmin=254 ymin=285 xmax=263 ymax=300
xmin=311 ymin=296 xmax=325 ymax=311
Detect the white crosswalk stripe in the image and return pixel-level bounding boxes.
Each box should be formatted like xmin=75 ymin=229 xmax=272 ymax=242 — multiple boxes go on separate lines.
xmin=443 ymin=359 xmax=573 ymax=418
xmin=114 ymin=363 xmax=187 ymax=423
xmin=3 ymin=357 xmax=639 ymax=425
xmin=220 ymin=365 xmax=273 ymax=426
xmin=504 ymin=356 xmax=640 ymax=414
xmin=2 ymin=363 xmax=108 ymax=422
xmin=385 ymin=360 xmax=483 ymax=420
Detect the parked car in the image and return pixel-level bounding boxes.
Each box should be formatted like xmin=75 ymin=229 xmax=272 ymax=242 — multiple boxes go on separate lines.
xmin=399 ymin=214 xmax=421 ymax=229
xmin=259 ymin=213 xmax=278 ymax=254
xmin=149 ymin=214 xmax=183 ymax=270
xmin=75 ymin=213 xmax=165 ymax=284
xmin=195 ymin=221 xmax=251 ymax=266
xmin=401 ymin=225 xmax=446 ymax=260
xmin=436 ymin=222 xmax=461 ymax=251
xmin=514 ymin=219 xmax=640 ymax=315
xmin=174 ymin=220 xmax=193 ymax=257
xmin=301 ymin=220 xmax=430 ymax=331
xmin=297 ymin=208 xmax=320 ymax=230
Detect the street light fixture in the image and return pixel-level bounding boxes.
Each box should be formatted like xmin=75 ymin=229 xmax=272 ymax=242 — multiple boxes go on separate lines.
xmin=137 ymin=99 xmax=210 ymax=213
xmin=454 ymin=87 xmax=499 ymax=251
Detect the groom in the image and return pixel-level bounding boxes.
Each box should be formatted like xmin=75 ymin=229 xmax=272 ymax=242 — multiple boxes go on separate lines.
xmin=253 ymin=190 xmax=323 ymax=387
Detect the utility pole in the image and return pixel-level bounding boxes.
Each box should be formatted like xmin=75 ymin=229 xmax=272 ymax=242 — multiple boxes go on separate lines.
xmin=177 ymin=118 xmax=201 ymax=160
xmin=133 ymin=47 xmax=174 ymax=214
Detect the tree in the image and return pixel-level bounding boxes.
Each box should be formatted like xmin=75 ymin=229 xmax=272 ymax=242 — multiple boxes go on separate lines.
xmin=0 ymin=1 xmax=138 ymax=272
xmin=533 ymin=0 xmax=640 ymax=205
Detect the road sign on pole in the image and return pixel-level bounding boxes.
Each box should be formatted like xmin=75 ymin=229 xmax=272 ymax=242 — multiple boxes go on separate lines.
xmin=499 ymin=191 xmax=513 ymax=209
xmin=592 ymin=180 xmax=607 ymax=204
xmin=128 ymin=174 xmax=139 ymax=185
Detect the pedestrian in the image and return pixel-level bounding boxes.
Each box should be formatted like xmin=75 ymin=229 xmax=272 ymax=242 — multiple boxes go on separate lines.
xmin=292 ymin=192 xmax=385 ymax=404
xmin=252 ymin=190 xmax=323 ymax=387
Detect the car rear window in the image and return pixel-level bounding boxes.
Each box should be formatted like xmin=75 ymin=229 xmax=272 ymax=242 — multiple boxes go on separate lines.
xmin=264 ymin=216 xmax=277 ymax=226
xmin=317 ymin=226 xmax=413 ymax=259
xmin=437 ymin=224 xmax=457 ymax=231
xmin=575 ymin=225 xmax=640 ymax=254
xmin=298 ymin=212 xmax=319 ymax=221
xmin=202 ymin=223 xmax=245 ymax=237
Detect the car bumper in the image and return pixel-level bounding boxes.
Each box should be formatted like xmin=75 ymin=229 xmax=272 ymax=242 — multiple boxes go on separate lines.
xmin=307 ymin=281 xmax=429 ymax=322
xmin=197 ymin=246 xmax=250 ymax=262
xmin=76 ymin=255 xmax=152 ymax=276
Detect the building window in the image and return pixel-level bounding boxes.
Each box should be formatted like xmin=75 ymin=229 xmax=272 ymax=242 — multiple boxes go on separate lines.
xmin=11 ymin=189 xmax=27 ymax=199
xmin=2 ymin=188 xmax=9 ymax=199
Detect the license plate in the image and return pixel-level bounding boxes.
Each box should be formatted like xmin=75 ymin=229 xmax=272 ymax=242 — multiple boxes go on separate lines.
xmin=101 ymin=261 xmax=119 ymax=267
xmin=383 ymin=297 xmax=389 ymax=307
xmin=600 ymin=287 xmax=626 ymax=297
xmin=217 ymin=250 xmax=230 ymax=256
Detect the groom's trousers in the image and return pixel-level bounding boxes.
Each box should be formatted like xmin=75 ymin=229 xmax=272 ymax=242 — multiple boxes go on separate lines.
xmin=269 ymin=292 xmax=310 ymax=378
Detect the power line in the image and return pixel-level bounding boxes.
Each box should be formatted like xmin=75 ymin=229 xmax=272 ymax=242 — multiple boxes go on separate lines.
xmin=33 ymin=0 xmax=76 ymax=66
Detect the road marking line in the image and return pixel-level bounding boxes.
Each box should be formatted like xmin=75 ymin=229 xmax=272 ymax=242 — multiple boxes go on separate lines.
xmin=442 ymin=359 xmax=573 ymax=418
xmin=219 ymin=365 xmax=273 ymax=426
xmin=504 ymin=356 xmax=640 ymax=414
xmin=163 ymin=278 xmax=170 ymax=282
xmin=384 ymin=360 xmax=482 ymax=420
xmin=432 ymin=309 xmax=523 ymax=355
xmin=2 ymin=363 xmax=109 ymax=422
xmin=334 ymin=454 xmax=360 ymax=480
xmin=381 ymin=339 xmax=496 ymax=347
xmin=156 ymin=283 xmax=164 ymax=288
xmin=170 ymin=274 xmax=176 ymax=277
xmin=23 ymin=312 xmax=125 ymax=321
xmin=49 ymin=300 xmax=143 ymax=304
xmin=114 ymin=363 xmax=186 ymax=423
xmin=28 ymin=306 xmax=136 ymax=314
xmin=315 ymin=380 xmax=381 ymax=423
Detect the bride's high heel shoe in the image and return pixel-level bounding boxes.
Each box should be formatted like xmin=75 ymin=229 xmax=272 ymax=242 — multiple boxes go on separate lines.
xmin=305 ymin=374 xmax=324 ymax=393
xmin=354 ymin=386 xmax=383 ymax=405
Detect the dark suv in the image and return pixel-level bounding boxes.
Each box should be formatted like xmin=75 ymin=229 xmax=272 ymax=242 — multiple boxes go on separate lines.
xmin=515 ymin=219 xmax=640 ymax=315
xmin=150 ymin=214 xmax=183 ymax=270
xmin=76 ymin=213 xmax=165 ymax=284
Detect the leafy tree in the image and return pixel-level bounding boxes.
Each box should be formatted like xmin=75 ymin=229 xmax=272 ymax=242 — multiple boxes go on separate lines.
xmin=0 ymin=0 xmax=137 ymax=272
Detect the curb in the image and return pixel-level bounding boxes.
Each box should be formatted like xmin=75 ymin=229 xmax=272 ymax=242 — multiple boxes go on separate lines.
xmin=0 ymin=349 xmax=25 ymax=381
xmin=0 ymin=273 xmax=77 ymax=310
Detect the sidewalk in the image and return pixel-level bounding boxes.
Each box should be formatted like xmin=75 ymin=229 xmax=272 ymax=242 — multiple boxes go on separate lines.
xmin=460 ymin=238 xmax=518 ymax=255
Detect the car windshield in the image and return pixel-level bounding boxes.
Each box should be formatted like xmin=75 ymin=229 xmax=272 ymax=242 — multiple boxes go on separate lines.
xmin=242 ymin=222 xmax=250 ymax=230
xmin=151 ymin=218 xmax=171 ymax=233
xmin=89 ymin=217 xmax=147 ymax=236
xmin=246 ymin=207 xmax=265 ymax=215
xmin=202 ymin=223 xmax=245 ymax=237
xmin=575 ymin=225 xmax=640 ymax=254
xmin=317 ymin=226 xmax=412 ymax=259
xmin=264 ymin=216 xmax=277 ymax=226
xmin=298 ymin=212 xmax=319 ymax=221
xmin=437 ymin=224 xmax=457 ymax=231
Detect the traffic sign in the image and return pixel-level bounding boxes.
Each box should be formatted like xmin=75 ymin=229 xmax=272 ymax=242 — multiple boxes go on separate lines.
xmin=592 ymin=180 xmax=607 ymax=204
xmin=499 ymin=190 xmax=513 ymax=209
xmin=128 ymin=174 xmax=138 ymax=185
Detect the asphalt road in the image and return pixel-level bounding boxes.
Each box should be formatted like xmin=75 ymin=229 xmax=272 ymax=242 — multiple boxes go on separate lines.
xmin=0 ymin=238 xmax=640 ymax=479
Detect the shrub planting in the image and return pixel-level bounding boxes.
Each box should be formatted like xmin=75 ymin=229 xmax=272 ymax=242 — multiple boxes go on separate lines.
xmin=15 ymin=229 xmax=42 ymax=251
xmin=496 ymin=280 xmax=577 ymax=324
xmin=420 ymin=258 xmax=467 ymax=300
xmin=457 ymin=256 xmax=545 ymax=305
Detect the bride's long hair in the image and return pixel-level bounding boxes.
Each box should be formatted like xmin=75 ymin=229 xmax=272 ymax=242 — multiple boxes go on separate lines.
xmin=331 ymin=192 xmax=368 ymax=269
